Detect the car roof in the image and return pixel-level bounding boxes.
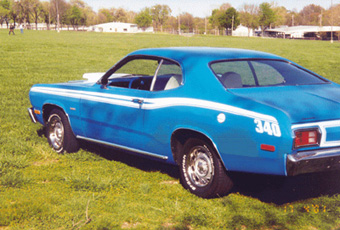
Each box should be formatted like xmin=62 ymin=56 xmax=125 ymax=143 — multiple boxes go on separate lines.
xmin=129 ymin=47 xmax=287 ymax=64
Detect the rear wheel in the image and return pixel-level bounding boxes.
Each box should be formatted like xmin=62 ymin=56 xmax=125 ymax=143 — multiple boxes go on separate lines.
xmin=46 ymin=109 xmax=79 ymax=153
xmin=180 ymin=138 xmax=233 ymax=198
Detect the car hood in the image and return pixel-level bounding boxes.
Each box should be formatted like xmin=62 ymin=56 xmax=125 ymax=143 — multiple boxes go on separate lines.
xmin=229 ymin=83 xmax=340 ymax=124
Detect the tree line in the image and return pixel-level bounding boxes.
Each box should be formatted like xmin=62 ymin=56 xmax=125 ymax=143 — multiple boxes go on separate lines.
xmin=0 ymin=0 xmax=339 ymax=34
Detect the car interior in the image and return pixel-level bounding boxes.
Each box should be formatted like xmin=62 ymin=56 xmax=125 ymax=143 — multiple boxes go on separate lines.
xmin=108 ymin=74 xmax=182 ymax=91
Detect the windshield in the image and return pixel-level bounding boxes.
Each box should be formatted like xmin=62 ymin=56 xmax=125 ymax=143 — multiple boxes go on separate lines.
xmin=210 ymin=59 xmax=328 ymax=89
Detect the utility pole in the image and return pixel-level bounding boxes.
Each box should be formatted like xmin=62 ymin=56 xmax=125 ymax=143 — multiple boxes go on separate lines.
xmin=178 ymin=14 xmax=181 ymax=35
xmin=48 ymin=5 xmax=50 ymax=29
xmin=56 ymin=0 xmax=60 ymax=32
xmin=292 ymin=14 xmax=294 ymax=26
xmin=319 ymin=11 xmax=322 ymax=27
xmin=231 ymin=15 xmax=234 ymax=36
xmin=331 ymin=0 xmax=333 ymax=43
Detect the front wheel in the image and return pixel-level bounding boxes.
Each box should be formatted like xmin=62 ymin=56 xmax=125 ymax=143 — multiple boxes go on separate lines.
xmin=180 ymin=138 xmax=233 ymax=198
xmin=46 ymin=109 xmax=79 ymax=153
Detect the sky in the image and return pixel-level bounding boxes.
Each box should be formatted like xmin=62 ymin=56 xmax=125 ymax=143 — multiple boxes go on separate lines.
xmin=81 ymin=0 xmax=337 ymax=17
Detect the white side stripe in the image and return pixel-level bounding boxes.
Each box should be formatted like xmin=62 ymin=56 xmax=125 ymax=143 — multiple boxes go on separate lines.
xmin=31 ymin=87 xmax=133 ymax=101
xmin=143 ymin=97 xmax=277 ymax=123
xmin=31 ymin=87 xmax=278 ymax=123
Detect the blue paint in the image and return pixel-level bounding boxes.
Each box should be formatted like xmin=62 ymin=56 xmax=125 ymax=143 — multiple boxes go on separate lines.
xmin=28 ymin=47 xmax=340 ymax=176
xmin=326 ymin=127 xmax=340 ymax=142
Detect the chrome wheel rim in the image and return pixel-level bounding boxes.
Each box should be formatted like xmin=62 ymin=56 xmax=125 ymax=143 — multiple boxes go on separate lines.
xmin=186 ymin=146 xmax=214 ymax=187
xmin=48 ymin=115 xmax=64 ymax=151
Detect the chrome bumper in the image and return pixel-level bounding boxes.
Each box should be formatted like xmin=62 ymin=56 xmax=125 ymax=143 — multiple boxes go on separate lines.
xmin=286 ymin=147 xmax=340 ymax=176
xmin=28 ymin=107 xmax=37 ymax=123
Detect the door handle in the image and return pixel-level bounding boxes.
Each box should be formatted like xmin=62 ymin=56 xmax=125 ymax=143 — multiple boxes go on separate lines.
xmin=132 ymin=98 xmax=144 ymax=104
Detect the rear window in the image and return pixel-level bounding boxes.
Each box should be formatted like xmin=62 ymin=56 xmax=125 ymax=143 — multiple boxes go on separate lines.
xmin=210 ymin=60 xmax=328 ymax=89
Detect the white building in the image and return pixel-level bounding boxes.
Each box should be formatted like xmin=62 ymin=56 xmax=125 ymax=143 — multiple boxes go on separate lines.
xmin=266 ymin=26 xmax=340 ymax=39
xmin=88 ymin=22 xmax=153 ymax=33
xmin=232 ymin=25 xmax=254 ymax=37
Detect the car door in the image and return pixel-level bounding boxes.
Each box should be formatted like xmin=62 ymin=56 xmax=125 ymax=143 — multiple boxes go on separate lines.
xmin=80 ymin=57 xmax=160 ymax=150
xmin=137 ymin=59 xmax=184 ymax=157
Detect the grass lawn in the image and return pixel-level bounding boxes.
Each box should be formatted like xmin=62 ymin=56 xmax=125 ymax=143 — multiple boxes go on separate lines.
xmin=1 ymin=29 xmax=340 ymax=229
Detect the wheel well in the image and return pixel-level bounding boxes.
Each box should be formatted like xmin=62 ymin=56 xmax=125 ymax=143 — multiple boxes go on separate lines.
xmin=42 ymin=104 xmax=65 ymax=123
xmin=171 ymin=129 xmax=220 ymax=165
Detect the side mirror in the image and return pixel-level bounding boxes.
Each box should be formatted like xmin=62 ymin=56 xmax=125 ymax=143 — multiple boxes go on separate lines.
xmin=101 ymin=77 xmax=108 ymax=86
xmin=98 ymin=77 xmax=108 ymax=88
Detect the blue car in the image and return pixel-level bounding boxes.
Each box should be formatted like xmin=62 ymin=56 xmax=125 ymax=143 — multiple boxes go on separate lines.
xmin=28 ymin=47 xmax=340 ymax=198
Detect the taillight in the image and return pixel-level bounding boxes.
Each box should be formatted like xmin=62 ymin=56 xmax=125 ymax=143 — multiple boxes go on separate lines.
xmin=294 ymin=129 xmax=319 ymax=148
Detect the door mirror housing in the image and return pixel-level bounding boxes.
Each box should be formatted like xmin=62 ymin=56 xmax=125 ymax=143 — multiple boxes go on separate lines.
xmin=98 ymin=76 xmax=108 ymax=87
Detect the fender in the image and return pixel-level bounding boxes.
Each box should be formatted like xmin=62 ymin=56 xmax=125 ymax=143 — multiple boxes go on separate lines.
xmin=171 ymin=126 xmax=229 ymax=171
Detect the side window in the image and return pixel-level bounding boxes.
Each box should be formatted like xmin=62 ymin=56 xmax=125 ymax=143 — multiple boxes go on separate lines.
xmin=115 ymin=59 xmax=158 ymax=76
xmin=210 ymin=61 xmax=255 ymax=88
xmin=107 ymin=58 xmax=182 ymax=91
xmin=108 ymin=59 xmax=159 ymax=90
xmin=152 ymin=60 xmax=183 ymax=91
xmin=251 ymin=61 xmax=285 ymax=86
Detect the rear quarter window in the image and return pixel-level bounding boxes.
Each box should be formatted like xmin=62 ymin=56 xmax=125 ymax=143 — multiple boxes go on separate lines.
xmin=251 ymin=61 xmax=285 ymax=86
xmin=210 ymin=59 xmax=328 ymax=89
xmin=211 ymin=61 xmax=255 ymax=86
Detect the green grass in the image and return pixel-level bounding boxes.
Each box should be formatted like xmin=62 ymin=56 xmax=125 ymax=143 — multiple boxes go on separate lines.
xmin=1 ymin=29 xmax=340 ymax=229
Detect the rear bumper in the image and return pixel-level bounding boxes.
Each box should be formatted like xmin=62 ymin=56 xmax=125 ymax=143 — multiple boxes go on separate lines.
xmin=286 ymin=147 xmax=340 ymax=176
xmin=28 ymin=107 xmax=37 ymax=123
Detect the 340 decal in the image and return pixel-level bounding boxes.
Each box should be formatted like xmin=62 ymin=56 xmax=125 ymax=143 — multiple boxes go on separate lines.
xmin=254 ymin=119 xmax=281 ymax=137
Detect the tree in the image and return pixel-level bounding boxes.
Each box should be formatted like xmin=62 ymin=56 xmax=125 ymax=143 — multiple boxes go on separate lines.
xmin=209 ymin=9 xmax=222 ymax=29
xmin=194 ymin=17 xmax=205 ymax=34
xmin=98 ymin=8 xmax=113 ymax=23
xmin=67 ymin=5 xmax=82 ymax=29
xmin=209 ymin=4 xmax=238 ymax=35
xmin=135 ymin=7 xmax=152 ymax=30
xmin=125 ymin=10 xmax=136 ymax=23
xmin=219 ymin=3 xmax=231 ymax=11
xmin=0 ymin=0 xmax=9 ymax=9
xmin=40 ymin=1 xmax=50 ymax=29
xmin=70 ymin=0 xmax=85 ymax=8
xmin=9 ymin=0 xmax=20 ymax=26
xmin=30 ymin=0 xmax=43 ymax=30
xmin=82 ymin=5 xmax=96 ymax=27
xmin=299 ymin=4 xmax=324 ymax=26
xmin=50 ymin=0 xmax=68 ymax=30
xmin=323 ymin=4 xmax=340 ymax=40
xmin=259 ymin=2 xmax=276 ymax=36
xmin=179 ymin=12 xmax=194 ymax=32
xmin=216 ymin=7 xmax=240 ymax=35
xmin=0 ymin=0 xmax=10 ymax=27
xmin=272 ymin=6 xmax=288 ymax=27
xmin=19 ymin=0 xmax=35 ymax=26
xmin=112 ymin=8 xmax=127 ymax=22
xmin=287 ymin=10 xmax=299 ymax=26
xmin=59 ymin=1 xmax=71 ymax=27
xmin=163 ymin=15 xmax=177 ymax=32
xmin=0 ymin=5 xmax=9 ymax=27
xmin=240 ymin=4 xmax=259 ymax=37
xmin=325 ymin=4 xmax=340 ymax=26
xmin=209 ymin=8 xmax=225 ymax=35
xmin=151 ymin=4 xmax=171 ymax=32
xmin=68 ymin=0 xmax=92 ymax=29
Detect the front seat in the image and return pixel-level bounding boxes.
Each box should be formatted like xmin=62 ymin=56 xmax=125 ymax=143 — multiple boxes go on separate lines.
xmin=164 ymin=75 xmax=182 ymax=90
xmin=221 ymin=72 xmax=242 ymax=88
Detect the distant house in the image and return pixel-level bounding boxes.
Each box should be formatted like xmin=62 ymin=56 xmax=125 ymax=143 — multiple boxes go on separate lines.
xmin=232 ymin=25 xmax=254 ymax=37
xmin=266 ymin=26 xmax=340 ymax=39
xmin=88 ymin=22 xmax=153 ymax=33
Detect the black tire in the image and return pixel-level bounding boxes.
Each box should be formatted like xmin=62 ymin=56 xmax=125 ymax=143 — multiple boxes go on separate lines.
xmin=45 ymin=109 xmax=79 ymax=153
xmin=179 ymin=138 xmax=233 ymax=198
